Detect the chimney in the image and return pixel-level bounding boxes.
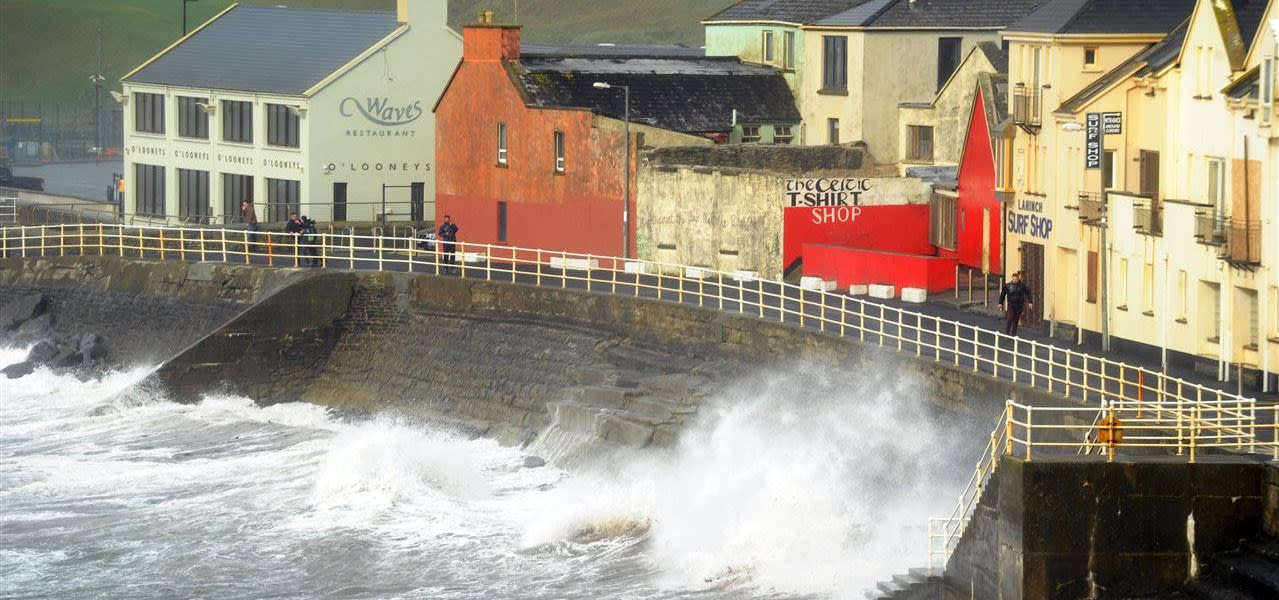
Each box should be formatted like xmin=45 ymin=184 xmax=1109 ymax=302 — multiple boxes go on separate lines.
xmin=397 ymin=0 xmax=445 ymax=25
xmin=462 ymin=17 xmax=521 ymax=62
xmin=397 ymin=0 xmax=408 ymax=23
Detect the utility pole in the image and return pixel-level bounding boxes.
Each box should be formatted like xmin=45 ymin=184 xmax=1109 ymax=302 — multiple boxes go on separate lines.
xmin=1100 ymin=189 xmax=1110 ymax=353
xmin=92 ymin=26 xmax=105 ymax=160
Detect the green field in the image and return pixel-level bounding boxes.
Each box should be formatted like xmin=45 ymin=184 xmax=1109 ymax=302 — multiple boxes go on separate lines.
xmin=0 ymin=0 xmax=731 ymax=107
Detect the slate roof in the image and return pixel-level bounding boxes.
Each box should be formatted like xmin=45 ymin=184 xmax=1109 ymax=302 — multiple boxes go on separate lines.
xmin=125 ymin=6 xmax=398 ymax=95
xmin=859 ymin=0 xmax=1045 ymax=28
xmin=522 ymin=44 xmax=704 ymax=58
xmin=516 ymin=56 xmax=801 ymax=134
xmin=1006 ymin=0 xmax=1195 ymax=35
xmin=976 ymin=41 xmax=1009 ymax=73
xmin=704 ymin=0 xmax=872 ymax=24
xmin=1055 ymin=20 xmax=1188 ymax=114
xmin=1233 ymin=0 xmax=1270 ymax=49
xmin=1223 ymin=67 xmax=1259 ymax=100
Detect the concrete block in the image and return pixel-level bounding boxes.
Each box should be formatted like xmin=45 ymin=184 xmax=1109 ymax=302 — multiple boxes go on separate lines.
xmin=459 ymin=252 xmax=487 ymax=264
xmin=848 ymin=284 xmax=868 ymax=296
xmin=623 ymin=261 xmax=649 ymax=274
xmin=801 ymin=277 xmax=836 ymax=291
xmin=731 ymin=270 xmax=759 ymax=282
xmin=595 ymin=414 xmax=654 ymax=448
xmin=683 ymin=266 xmax=707 ymax=279
xmin=868 ymin=284 xmax=896 ymax=299
xmin=901 ymin=287 xmax=928 ymax=303
xmin=550 ymin=256 xmax=600 ymax=271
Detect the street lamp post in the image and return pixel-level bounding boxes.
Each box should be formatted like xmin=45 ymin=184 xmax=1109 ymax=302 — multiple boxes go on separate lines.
xmin=182 ymin=0 xmax=200 ymax=35
xmin=593 ymin=81 xmax=630 ymax=259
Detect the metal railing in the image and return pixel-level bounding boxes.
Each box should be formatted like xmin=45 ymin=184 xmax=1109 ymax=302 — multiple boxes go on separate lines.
xmin=1225 ymin=219 xmax=1262 ymax=264
xmin=1077 ymin=192 xmax=1103 ymax=223
xmin=1133 ymin=199 xmax=1163 ymax=236
xmin=1195 ymin=210 xmax=1227 ymax=246
xmin=1012 ymin=85 xmax=1042 ymax=128
xmin=927 ymin=395 xmax=1271 ymax=571
xmin=0 ymin=222 xmax=1269 ymax=573
xmin=0 ymin=196 xmax=15 ymax=224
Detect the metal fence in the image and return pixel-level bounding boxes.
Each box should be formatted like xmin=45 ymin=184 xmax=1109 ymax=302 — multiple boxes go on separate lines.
xmin=0 ymin=222 xmax=1270 ymax=573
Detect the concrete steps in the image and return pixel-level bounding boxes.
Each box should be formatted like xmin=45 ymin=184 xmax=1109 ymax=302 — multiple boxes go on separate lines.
xmin=1129 ymin=536 xmax=1279 ymax=599
xmin=865 ymin=567 xmax=940 ymax=600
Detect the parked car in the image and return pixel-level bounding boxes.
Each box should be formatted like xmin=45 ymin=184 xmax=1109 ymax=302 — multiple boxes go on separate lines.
xmin=0 ymin=166 xmax=44 ymax=192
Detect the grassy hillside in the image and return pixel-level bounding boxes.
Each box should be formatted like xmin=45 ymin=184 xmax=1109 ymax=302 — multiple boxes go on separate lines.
xmin=0 ymin=0 xmax=732 ymax=106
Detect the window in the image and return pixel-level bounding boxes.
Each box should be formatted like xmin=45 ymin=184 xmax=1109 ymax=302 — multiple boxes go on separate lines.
xmin=822 ymin=36 xmax=848 ymax=91
xmin=1142 ymin=262 xmax=1154 ymax=313
xmin=266 ymin=104 xmax=300 ymax=148
xmin=1084 ymin=46 xmax=1098 ymax=68
xmin=762 ymin=30 xmax=775 ymax=63
xmin=222 ymin=100 xmax=253 ymax=143
xmin=497 ymin=201 xmax=508 ymax=242
xmin=134 ymin=163 xmax=165 ymax=216
xmin=827 ymin=118 xmax=840 ymax=145
xmin=1201 ymin=281 xmax=1221 ymax=342
xmin=774 ymin=125 xmax=793 ymax=145
xmin=930 ymin=193 xmax=957 ymax=250
xmin=1262 ymin=56 xmax=1275 ymax=125
xmin=1116 ymin=257 xmax=1129 ymax=308
xmin=1241 ymin=288 xmax=1260 ymax=347
xmin=1270 ymin=287 xmax=1279 ymax=339
xmin=222 ymin=173 xmax=253 ymax=223
xmin=553 ymin=130 xmax=565 ymax=172
xmin=1101 ymin=150 xmax=1116 ymax=189
xmin=1031 ymin=46 xmax=1041 ymax=89
xmin=907 ymin=125 xmax=934 ymax=162
xmin=1139 ymin=150 xmax=1159 ymax=197
xmin=134 ymin=93 xmax=165 ymax=134
xmin=1086 ymin=250 xmax=1098 ymax=303
xmin=1177 ymin=270 xmax=1188 ymax=320
xmin=741 ymin=125 xmax=761 ymax=143
xmin=937 ymin=37 xmax=962 ymax=90
xmin=176 ymin=96 xmax=208 ymax=139
xmin=1196 ymin=46 xmax=1213 ymax=97
xmin=265 ymin=177 xmax=300 ymax=222
xmin=497 ymin=122 xmax=508 ymax=165
xmin=783 ymin=31 xmax=796 ymax=70
xmin=178 ymin=168 xmax=210 ymax=222
xmin=1206 ymin=157 xmax=1225 ymax=216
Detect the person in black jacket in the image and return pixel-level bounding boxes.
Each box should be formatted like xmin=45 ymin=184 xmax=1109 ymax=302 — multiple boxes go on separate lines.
xmin=285 ymin=213 xmax=313 ymax=267
xmin=998 ymin=272 xmax=1035 ymax=336
xmin=437 ymin=215 xmax=459 ymax=273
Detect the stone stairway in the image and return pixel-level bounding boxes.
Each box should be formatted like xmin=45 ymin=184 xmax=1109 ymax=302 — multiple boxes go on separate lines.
xmin=865 ymin=568 xmax=942 ymax=600
xmin=1128 ymin=537 xmax=1279 ymax=599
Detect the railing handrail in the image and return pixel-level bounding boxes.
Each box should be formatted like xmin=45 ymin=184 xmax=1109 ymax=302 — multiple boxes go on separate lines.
xmin=1 ymin=222 xmax=1270 ymax=575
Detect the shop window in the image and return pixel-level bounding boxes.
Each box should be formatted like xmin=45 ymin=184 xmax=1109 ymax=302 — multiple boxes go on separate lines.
xmin=134 ymin=163 xmax=165 ymax=216
xmin=822 ymin=36 xmax=847 ymax=91
xmin=223 ymin=173 xmax=253 ymax=223
xmin=762 ymin=30 xmax=774 ymax=63
xmin=177 ymin=96 xmax=208 ymax=139
xmin=178 ymin=168 xmax=210 ymax=222
xmin=907 ymin=125 xmax=934 ymax=162
xmin=266 ymin=177 xmax=300 ymax=222
xmin=741 ymin=126 xmax=761 ymax=143
xmin=497 ymin=122 xmax=508 ymax=165
xmin=266 ymin=104 xmax=300 ymax=148
xmin=134 ymin=93 xmax=165 ymax=134
xmin=222 ymin=100 xmax=253 ymax=143
xmin=774 ymin=125 xmax=793 ymax=145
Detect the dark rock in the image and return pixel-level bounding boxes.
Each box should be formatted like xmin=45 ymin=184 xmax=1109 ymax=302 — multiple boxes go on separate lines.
xmin=523 ymin=456 xmax=546 ymax=469
xmin=27 ymin=340 xmax=58 ymax=364
xmin=79 ymin=334 xmax=105 ymax=366
xmin=0 ymin=293 xmax=46 ymax=332
xmin=50 ymin=346 xmax=82 ymax=368
xmin=1 ymin=361 xmax=35 ymax=379
xmin=12 ymin=313 xmax=54 ymax=346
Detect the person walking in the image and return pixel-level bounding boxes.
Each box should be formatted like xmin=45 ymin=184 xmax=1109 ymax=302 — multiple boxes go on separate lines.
xmin=240 ymin=199 xmax=259 ymax=255
xmin=997 ymin=272 xmax=1034 ymax=336
xmin=285 ymin=212 xmax=308 ymax=267
xmin=437 ymin=215 xmax=459 ymax=274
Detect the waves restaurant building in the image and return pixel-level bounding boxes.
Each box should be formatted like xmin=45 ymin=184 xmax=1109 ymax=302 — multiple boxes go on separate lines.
xmin=117 ymin=0 xmax=459 ymax=224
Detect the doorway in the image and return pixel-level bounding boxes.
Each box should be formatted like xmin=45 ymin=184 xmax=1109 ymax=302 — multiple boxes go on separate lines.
xmin=333 ymin=182 xmax=347 ymax=222
xmin=1020 ymin=241 xmax=1045 ymax=326
xmin=411 ymin=182 xmax=425 ymax=222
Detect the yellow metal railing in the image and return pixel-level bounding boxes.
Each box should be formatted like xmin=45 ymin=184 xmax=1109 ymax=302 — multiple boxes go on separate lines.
xmin=1 ymin=222 xmax=1271 ymax=573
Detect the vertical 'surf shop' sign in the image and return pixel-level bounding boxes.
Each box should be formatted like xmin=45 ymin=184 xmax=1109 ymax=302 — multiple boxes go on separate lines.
xmin=1085 ymin=112 xmax=1102 ymax=169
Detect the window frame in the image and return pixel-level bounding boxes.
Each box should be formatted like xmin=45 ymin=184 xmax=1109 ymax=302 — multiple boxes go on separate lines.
xmin=827 ymin=118 xmax=840 ymax=145
xmin=266 ymin=103 xmax=300 ymax=148
xmin=1083 ymin=46 xmax=1098 ymax=68
xmin=774 ymin=125 xmax=793 ymax=145
xmin=1206 ymin=156 xmax=1225 ymax=216
xmin=221 ymin=100 xmax=254 ymax=144
xmin=177 ymin=168 xmax=211 ymax=222
xmin=906 ymin=125 xmax=934 ymax=162
xmin=222 ymin=173 xmax=253 ymax=223
xmin=134 ymin=92 xmax=166 ymax=135
xmin=821 ymin=36 xmax=848 ymax=91
xmin=783 ymin=31 xmax=796 ymax=70
xmin=497 ymin=122 xmax=508 ymax=165
xmin=265 ymin=177 xmax=301 ymax=222
xmin=553 ymin=130 xmax=565 ymax=173
xmin=176 ymin=96 xmax=208 ymax=139
xmin=740 ymin=125 xmax=761 ymax=143
xmin=937 ymin=37 xmax=962 ymax=90
xmin=762 ymin=30 xmax=775 ymax=63
xmin=134 ymin=163 xmax=166 ymax=216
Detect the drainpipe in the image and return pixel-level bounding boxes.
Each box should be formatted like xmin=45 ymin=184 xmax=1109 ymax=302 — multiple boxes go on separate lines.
xmin=1101 ymin=189 xmax=1110 ymax=352
xmin=1078 ymin=230 xmax=1086 ymax=346
xmin=1161 ymin=252 xmax=1169 ymax=373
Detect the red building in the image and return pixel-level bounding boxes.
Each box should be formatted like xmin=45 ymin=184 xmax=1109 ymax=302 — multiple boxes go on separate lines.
xmin=954 ymin=78 xmax=1011 ymax=275
xmin=434 ymin=23 xmax=799 ymax=258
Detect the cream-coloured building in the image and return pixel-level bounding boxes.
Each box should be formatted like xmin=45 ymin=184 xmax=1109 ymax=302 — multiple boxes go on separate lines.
xmin=898 ymin=42 xmax=1007 ymax=169
xmin=118 ymin=0 xmax=459 ymax=224
xmin=1006 ymin=0 xmax=1277 ymax=388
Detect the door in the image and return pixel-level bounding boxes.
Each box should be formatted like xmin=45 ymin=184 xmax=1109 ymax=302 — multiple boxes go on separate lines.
xmin=333 ymin=182 xmax=347 ymax=222
xmin=1020 ymin=241 xmax=1045 ymax=326
xmin=981 ymin=208 xmax=991 ymax=273
xmin=410 ymin=182 xmax=425 ymax=222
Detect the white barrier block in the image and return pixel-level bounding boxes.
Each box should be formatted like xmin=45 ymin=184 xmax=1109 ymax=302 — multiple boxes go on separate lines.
xmin=684 ymin=266 xmax=707 ymax=279
xmin=623 ymin=261 xmax=649 ymax=274
xmin=901 ymin=287 xmax=928 ymax=303
xmin=731 ymin=270 xmax=758 ymax=282
xmin=800 ymin=276 xmax=824 ymax=291
xmin=868 ymin=284 xmax=896 ymax=299
xmin=460 ymin=252 xmax=487 ymax=264
xmin=848 ymin=284 xmax=868 ymax=296
xmin=550 ymin=256 xmax=599 ymax=270
xmin=821 ymin=279 xmax=837 ymax=292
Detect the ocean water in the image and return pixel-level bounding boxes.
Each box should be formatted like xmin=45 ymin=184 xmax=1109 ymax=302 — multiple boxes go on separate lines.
xmin=0 ymin=347 xmax=970 ymax=600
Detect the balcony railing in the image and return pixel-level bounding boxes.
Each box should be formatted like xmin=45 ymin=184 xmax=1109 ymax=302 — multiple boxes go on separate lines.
xmin=1012 ymin=85 xmax=1042 ymax=129
xmin=1077 ymin=192 xmax=1103 ymax=223
xmin=1133 ymin=199 xmax=1162 ymax=236
xmin=1194 ymin=210 xmax=1227 ymax=247
xmin=1225 ymin=219 xmax=1262 ymax=264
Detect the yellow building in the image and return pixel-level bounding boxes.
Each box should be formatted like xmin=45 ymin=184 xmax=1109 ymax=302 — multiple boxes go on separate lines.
xmin=1007 ymin=0 xmax=1277 ymax=389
